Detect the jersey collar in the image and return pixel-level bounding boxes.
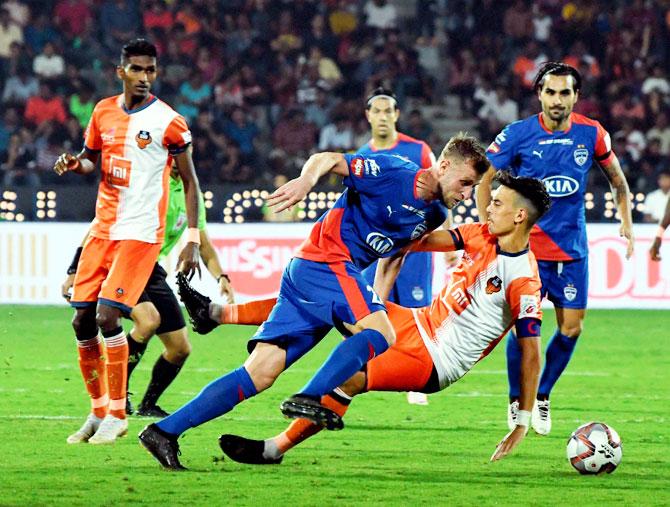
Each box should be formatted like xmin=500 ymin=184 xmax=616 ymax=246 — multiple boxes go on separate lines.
xmin=119 ymin=94 xmax=157 ymax=114
xmin=538 ymin=112 xmax=573 ymax=135
xmin=368 ymin=132 xmax=399 ymax=152
xmin=496 ymin=243 xmax=529 ymax=257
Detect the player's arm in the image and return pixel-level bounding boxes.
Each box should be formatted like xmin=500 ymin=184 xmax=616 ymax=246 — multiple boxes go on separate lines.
xmin=174 ymin=149 xmax=202 ymax=279
xmin=475 ymin=164 xmax=496 ymax=221
xmin=491 ymin=318 xmax=541 ymax=461
xmin=650 ymin=193 xmax=670 ymax=261
xmin=267 ymin=152 xmax=347 ymax=212
xmin=198 ymin=228 xmax=234 ymax=303
xmin=409 ymin=229 xmax=459 ymax=253
xmin=599 ymin=154 xmax=634 ymax=259
xmin=373 ymin=250 xmax=406 ymax=302
xmin=61 ymin=229 xmax=91 ymax=300
xmin=53 ymin=147 xmax=99 ymax=176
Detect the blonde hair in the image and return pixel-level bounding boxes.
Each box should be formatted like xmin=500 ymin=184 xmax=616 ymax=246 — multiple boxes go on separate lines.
xmin=438 ymin=132 xmax=489 ymax=175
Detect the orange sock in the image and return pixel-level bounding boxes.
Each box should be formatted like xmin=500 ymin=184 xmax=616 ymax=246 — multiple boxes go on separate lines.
xmin=274 ymin=393 xmax=351 ymax=454
xmin=221 ymin=298 xmax=277 ymax=325
xmin=76 ymin=336 xmax=108 ymax=419
xmin=103 ymin=331 xmax=128 ymax=419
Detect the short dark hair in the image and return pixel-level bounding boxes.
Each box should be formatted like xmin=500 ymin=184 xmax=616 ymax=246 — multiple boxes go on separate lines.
xmin=439 ymin=132 xmax=489 ymax=175
xmin=121 ymin=38 xmax=157 ymax=64
xmin=366 ymin=86 xmax=398 ymax=110
xmin=493 ymin=171 xmax=551 ymax=226
xmin=532 ymin=62 xmax=582 ymax=93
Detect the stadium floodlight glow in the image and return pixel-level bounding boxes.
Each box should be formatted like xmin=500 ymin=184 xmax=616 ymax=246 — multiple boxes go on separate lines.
xmin=36 ymin=191 xmax=45 ymax=199
xmin=234 ymin=215 xmax=244 ymax=223
xmin=224 ymin=216 xmax=232 ymax=223
xmin=242 ymin=199 xmax=251 ymax=208
xmin=47 ymin=190 xmax=56 ymax=199
xmin=205 ymin=201 xmax=213 ymax=209
xmin=260 ymin=190 xmax=269 ymax=199
xmin=464 ymin=217 xmax=474 ymax=224
xmin=585 ymin=192 xmax=593 ymax=201
xmin=37 ymin=209 xmax=45 ymax=218
xmin=226 ymin=199 xmax=235 ymax=207
xmin=307 ymin=210 xmax=317 ymax=219
xmin=635 ymin=203 xmax=645 ymax=211
xmin=251 ymin=189 xmax=260 ymax=198
xmin=232 ymin=192 xmax=241 ymax=201
xmin=605 ymin=201 xmax=614 ymax=210
xmin=317 ymin=192 xmax=326 ymax=200
xmin=327 ymin=192 xmax=336 ymax=200
xmin=6 ymin=212 xmax=14 ymax=220
xmin=223 ymin=208 xmax=232 ymax=215
xmin=585 ymin=201 xmax=595 ymax=210
xmin=7 ymin=202 xmax=16 ymax=211
xmin=464 ymin=198 xmax=473 ymax=206
xmin=254 ymin=198 xmax=263 ymax=207
xmin=604 ymin=209 xmax=613 ymax=218
xmin=16 ymin=213 xmax=24 ymax=222
xmin=604 ymin=192 xmax=612 ymax=201
xmin=47 ymin=209 xmax=56 ymax=218
xmin=308 ymin=192 xmax=317 ymax=200
xmin=308 ymin=202 xmax=317 ymax=210
xmin=0 ymin=202 xmax=5 ymax=210
xmin=242 ymin=190 xmax=251 ymax=199
xmin=457 ymin=205 xmax=466 ymax=214
xmin=47 ymin=201 xmax=56 ymax=209
xmin=37 ymin=201 xmax=45 ymax=209
xmin=297 ymin=210 xmax=306 ymax=219
xmin=454 ymin=215 xmax=463 ymax=223
xmin=234 ymin=205 xmax=243 ymax=214
xmin=470 ymin=208 xmax=479 ymax=216
xmin=317 ymin=201 xmax=326 ymax=209
xmin=635 ymin=193 xmax=645 ymax=201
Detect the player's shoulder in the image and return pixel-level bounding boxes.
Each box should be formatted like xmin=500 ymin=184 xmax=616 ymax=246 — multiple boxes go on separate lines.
xmin=92 ymin=95 xmax=122 ymax=113
xmin=570 ymin=112 xmax=603 ymax=129
xmin=397 ymin=132 xmax=429 ymax=148
xmin=353 ymin=152 xmax=419 ymax=172
xmin=499 ymin=246 xmax=540 ymax=282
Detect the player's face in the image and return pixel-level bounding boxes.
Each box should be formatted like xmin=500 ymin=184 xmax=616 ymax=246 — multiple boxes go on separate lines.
xmin=486 ymin=186 xmax=522 ymax=236
xmin=366 ymin=97 xmax=399 ymax=138
xmin=436 ymin=157 xmax=480 ymax=208
xmin=118 ymin=55 xmax=157 ymax=99
xmin=538 ymin=74 xmax=578 ymax=125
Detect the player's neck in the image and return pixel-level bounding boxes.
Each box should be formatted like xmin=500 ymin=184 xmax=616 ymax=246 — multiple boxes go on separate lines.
xmin=372 ymin=130 xmax=398 ymax=150
xmin=540 ymin=112 xmax=571 ymax=132
xmin=496 ymin=230 xmax=529 ymax=254
xmin=123 ymin=91 xmax=152 ymax=111
xmin=415 ymin=168 xmax=439 ymax=200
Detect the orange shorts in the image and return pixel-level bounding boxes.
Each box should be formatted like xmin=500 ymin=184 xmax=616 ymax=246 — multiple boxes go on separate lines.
xmin=71 ymin=237 xmax=161 ymax=312
xmin=366 ymin=302 xmax=435 ymax=392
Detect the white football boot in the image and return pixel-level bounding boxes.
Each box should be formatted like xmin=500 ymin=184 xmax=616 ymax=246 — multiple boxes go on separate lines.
xmin=531 ymin=399 xmax=551 ymax=435
xmin=88 ymin=414 xmax=129 ymax=444
xmin=507 ymin=400 xmax=519 ymax=431
xmin=406 ymin=391 xmax=429 ymax=405
xmin=66 ymin=413 xmax=103 ymax=444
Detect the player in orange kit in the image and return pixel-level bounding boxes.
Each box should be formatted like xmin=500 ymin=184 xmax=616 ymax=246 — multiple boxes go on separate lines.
xmin=183 ymin=171 xmax=551 ymax=463
xmin=53 ymin=39 xmax=201 ymax=444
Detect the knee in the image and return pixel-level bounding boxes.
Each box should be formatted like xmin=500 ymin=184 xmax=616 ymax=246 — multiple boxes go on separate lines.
xmin=95 ymin=306 xmax=121 ymax=332
xmin=166 ymin=339 xmax=191 ymax=364
xmin=559 ymin=322 xmax=583 ymax=338
xmin=131 ymin=304 xmax=161 ymax=341
xmin=248 ymin=365 xmax=280 ymax=392
xmin=72 ymin=310 xmax=97 ymax=338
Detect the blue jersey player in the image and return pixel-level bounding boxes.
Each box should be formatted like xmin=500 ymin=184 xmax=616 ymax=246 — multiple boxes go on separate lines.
xmin=139 ymin=134 xmax=490 ymax=470
xmin=477 ymin=62 xmax=634 ymax=436
xmin=358 ymin=86 xmax=440 ymax=406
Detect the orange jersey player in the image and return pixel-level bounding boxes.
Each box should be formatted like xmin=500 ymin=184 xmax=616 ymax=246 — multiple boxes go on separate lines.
xmin=53 ymin=38 xmax=201 ymax=445
xmin=179 ymin=172 xmax=552 ymax=467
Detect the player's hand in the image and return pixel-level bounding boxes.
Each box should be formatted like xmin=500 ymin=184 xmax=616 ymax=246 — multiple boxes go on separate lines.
xmin=218 ymin=274 xmax=235 ymax=303
xmin=620 ymin=223 xmax=634 ymax=259
xmin=649 ymin=237 xmax=662 ymax=261
xmin=490 ymin=425 xmax=527 ymax=462
xmin=53 ymin=153 xmax=80 ymax=175
xmin=177 ymin=242 xmax=201 ymax=280
xmin=266 ymin=174 xmax=314 ymax=213
xmin=61 ymin=274 xmax=75 ymax=301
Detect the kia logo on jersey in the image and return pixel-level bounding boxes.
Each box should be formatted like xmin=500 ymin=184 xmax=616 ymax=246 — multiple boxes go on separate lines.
xmin=543 ymin=175 xmax=579 ymax=197
xmin=573 ymin=148 xmax=589 ymax=166
xmin=366 ymin=232 xmax=394 ymax=255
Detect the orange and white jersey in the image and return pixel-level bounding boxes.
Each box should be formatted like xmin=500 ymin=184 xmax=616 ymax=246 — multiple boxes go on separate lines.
xmin=414 ymin=223 xmax=542 ymax=389
xmin=84 ymin=94 xmax=191 ymax=243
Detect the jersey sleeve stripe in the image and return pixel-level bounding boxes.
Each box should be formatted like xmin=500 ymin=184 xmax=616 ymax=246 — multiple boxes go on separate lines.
xmin=449 ymin=229 xmax=464 ymax=250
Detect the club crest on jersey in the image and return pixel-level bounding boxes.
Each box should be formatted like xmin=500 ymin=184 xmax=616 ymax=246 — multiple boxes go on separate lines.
xmin=366 ymin=232 xmax=394 ymax=255
xmin=486 ymin=276 xmax=502 ymax=294
xmin=116 ymin=287 xmax=124 ymax=297
xmin=573 ymin=148 xmax=589 ymax=166
xmin=412 ymin=286 xmax=424 ymax=301
xmin=543 ymin=175 xmax=579 ymax=197
xmin=136 ymin=130 xmax=153 ymax=149
xmin=351 ymin=157 xmax=364 ymax=177
xmin=564 ymin=284 xmax=577 ymax=301
xmin=411 ymin=222 xmax=427 ymax=240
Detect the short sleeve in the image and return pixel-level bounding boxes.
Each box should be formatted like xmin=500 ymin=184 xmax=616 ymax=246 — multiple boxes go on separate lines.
xmin=507 ymin=277 xmax=543 ymax=321
xmin=450 ymin=223 xmax=488 ymax=251
xmin=342 ymin=153 xmax=412 ymax=194
xmin=594 ymin=121 xmax=615 ymax=165
xmin=164 ymin=114 xmax=192 ymax=155
xmin=486 ymin=122 xmax=518 ymax=170
xmin=83 ymin=106 xmax=102 ymax=152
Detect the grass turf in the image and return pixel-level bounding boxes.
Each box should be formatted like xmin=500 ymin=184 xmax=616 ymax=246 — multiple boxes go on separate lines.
xmin=0 ymin=305 xmax=668 ymax=506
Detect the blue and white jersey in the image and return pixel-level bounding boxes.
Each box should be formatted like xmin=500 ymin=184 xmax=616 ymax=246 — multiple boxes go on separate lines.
xmin=487 ymin=112 xmax=614 ymax=261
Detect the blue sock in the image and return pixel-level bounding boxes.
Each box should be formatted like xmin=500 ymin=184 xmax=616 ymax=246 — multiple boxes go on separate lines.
xmin=300 ymin=328 xmax=388 ymax=398
xmin=156 ymin=366 xmax=257 ymax=436
xmin=538 ymin=330 xmax=578 ymax=398
xmin=506 ymin=331 xmax=522 ymax=400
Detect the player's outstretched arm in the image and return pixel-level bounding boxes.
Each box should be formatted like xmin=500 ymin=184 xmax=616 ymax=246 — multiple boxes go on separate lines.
xmin=491 ymin=333 xmax=540 ymax=462
xmin=475 ymin=165 xmax=497 ymax=221
xmin=174 ymin=149 xmax=202 ymax=279
xmin=650 ymin=194 xmax=670 ymax=261
xmin=199 ymin=228 xmax=234 ymax=303
xmin=267 ymin=152 xmax=347 ymax=213
xmin=410 ymin=230 xmax=458 ymax=253
xmin=53 ymin=148 xmax=98 ymax=176
xmin=600 ymin=155 xmax=635 ymax=259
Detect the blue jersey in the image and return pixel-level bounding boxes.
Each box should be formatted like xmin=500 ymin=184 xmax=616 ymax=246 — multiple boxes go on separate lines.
xmin=487 ymin=112 xmax=613 ymax=261
xmin=295 ymin=153 xmax=448 ymax=269
xmin=358 ymin=132 xmax=436 ymax=307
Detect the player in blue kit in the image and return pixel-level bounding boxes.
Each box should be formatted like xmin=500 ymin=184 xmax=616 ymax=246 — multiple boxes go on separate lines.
xmin=358 ymin=86 xmax=439 ymax=406
xmin=477 ymin=62 xmax=634 ymax=435
xmin=139 ymin=134 xmax=490 ymax=470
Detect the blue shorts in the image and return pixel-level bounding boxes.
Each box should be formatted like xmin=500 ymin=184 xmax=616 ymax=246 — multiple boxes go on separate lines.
xmin=362 ymin=252 xmax=433 ymax=308
xmin=538 ymin=257 xmax=588 ymax=309
xmin=249 ymin=257 xmax=386 ymax=367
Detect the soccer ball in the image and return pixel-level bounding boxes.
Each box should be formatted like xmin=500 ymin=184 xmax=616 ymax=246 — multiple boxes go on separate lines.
xmin=566 ymin=422 xmax=622 ymax=474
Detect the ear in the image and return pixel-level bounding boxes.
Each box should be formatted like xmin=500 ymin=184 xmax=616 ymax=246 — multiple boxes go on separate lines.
xmin=116 ymin=65 xmax=124 ymax=80
xmin=393 ymin=108 xmax=400 ymax=123
xmin=515 ymin=207 xmax=528 ymax=225
xmin=365 ymin=109 xmax=371 ymax=123
xmin=574 ymin=90 xmax=580 ymax=103
xmin=437 ymin=157 xmax=449 ymax=176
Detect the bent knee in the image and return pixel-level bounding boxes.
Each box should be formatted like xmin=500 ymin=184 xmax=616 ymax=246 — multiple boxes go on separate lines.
xmin=72 ymin=309 xmax=97 ymax=338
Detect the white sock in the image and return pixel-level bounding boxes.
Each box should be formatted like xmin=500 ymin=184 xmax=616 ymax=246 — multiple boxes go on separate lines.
xmin=263 ymin=439 xmax=282 ymax=460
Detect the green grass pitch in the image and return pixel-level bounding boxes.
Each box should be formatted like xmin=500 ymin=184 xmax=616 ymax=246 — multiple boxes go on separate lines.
xmin=1 ymin=305 xmax=668 ymax=506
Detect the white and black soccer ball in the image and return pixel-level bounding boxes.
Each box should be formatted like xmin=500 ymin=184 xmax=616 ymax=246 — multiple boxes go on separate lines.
xmin=566 ymin=422 xmax=622 ymax=474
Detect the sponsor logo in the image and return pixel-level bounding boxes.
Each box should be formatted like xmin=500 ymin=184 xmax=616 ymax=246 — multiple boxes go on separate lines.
xmin=573 ymin=148 xmax=589 ymax=166
xmin=364 ymin=158 xmax=380 ymax=176
xmin=387 ymin=206 xmax=393 ymax=217
xmin=487 ymin=142 xmax=500 ymax=153
xmin=485 ymin=276 xmax=502 ymax=294
xmin=519 ymin=295 xmax=539 ymax=317
xmin=564 ymin=284 xmax=577 ymax=301
xmin=538 ymin=138 xmax=573 ymax=145
xmin=391 ymin=153 xmax=411 ymax=163
xmin=101 ymin=128 xmax=116 ymax=143
xmin=181 ymin=130 xmax=192 ymax=144
xmin=401 ymin=204 xmax=426 ymax=218
xmin=543 ymin=175 xmax=579 ymax=197
xmin=366 ymin=232 xmax=394 ymax=255
xmin=135 ymin=130 xmax=153 ymax=149
xmin=351 ymin=157 xmax=364 ymax=177
xmin=532 ymin=150 xmax=543 ymax=159
xmin=411 ymin=222 xmax=427 ymax=240
xmin=115 ymin=287 xmax=124 ymax=297
xmin=412 ymin=286 xmax=425 ymax=301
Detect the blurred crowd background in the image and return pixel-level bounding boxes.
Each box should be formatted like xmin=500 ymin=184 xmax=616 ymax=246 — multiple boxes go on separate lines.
xmin=1 ymin=0 xmax=669 ymax=223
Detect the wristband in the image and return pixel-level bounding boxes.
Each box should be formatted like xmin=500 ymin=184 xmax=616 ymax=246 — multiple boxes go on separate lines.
xmin=516 ymin=410 xmax=531 ymax=428
xmin=217 ymin=274 xmax=230 ymax=283
xmin=67 ymin=246 xmax=83 ymax=275
xmin=656 ymin=225 xmax=667 ymax=239
xmin=186 ymin=227 xmax=200 ymax=245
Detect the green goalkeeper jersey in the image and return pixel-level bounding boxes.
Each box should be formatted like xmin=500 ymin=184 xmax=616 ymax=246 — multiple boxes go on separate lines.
xmin=158 ymin=176 xmax=206 ymax=261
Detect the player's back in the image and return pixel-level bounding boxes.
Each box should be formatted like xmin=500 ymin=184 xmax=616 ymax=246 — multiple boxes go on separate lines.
xmin=414 ymin=224 xmax=542 ymax=388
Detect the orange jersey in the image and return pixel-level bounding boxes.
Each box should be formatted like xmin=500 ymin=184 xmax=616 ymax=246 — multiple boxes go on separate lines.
xmin=84 ymin=95 xmax=191 ymax=243
xmin=414 ymin=223 xmax=542 ymax=389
